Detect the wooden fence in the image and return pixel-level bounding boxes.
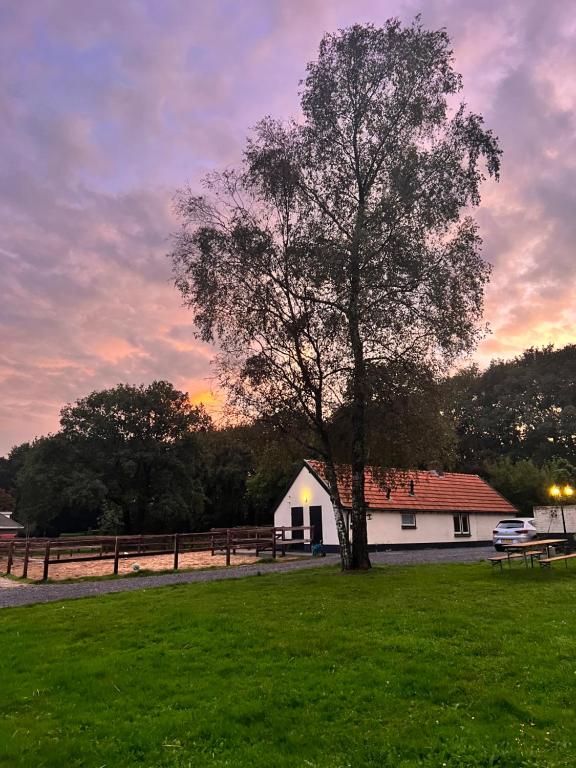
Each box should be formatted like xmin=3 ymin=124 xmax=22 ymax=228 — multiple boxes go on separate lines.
xmin=0 ymin=526 xmax=313 ymax=581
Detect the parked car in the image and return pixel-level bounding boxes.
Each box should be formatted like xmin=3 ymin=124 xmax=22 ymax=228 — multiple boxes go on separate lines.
xmin=493 ymin=518 xmax=538 ymax=551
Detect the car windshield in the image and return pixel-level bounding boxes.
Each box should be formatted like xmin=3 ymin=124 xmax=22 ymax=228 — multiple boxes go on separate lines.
xmin=497 ymin=521 xmax=525 ymax=529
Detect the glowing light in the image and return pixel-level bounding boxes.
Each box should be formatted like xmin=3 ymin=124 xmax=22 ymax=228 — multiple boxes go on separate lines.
xmin=548 ymin=484 xmax=575 ymax=499
xmin=300 ymin=487 xmax=311 ymax=505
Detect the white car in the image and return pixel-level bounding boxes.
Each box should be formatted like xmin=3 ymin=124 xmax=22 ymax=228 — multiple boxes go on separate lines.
xmin=493 ymin=518 xmax=538 ymax=551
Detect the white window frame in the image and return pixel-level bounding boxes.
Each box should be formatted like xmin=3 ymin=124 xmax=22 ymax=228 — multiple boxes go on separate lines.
xmin=453 ymin=513 xmax=470 ymax=537
xmin=401 ymin=512 xmax=417 ymax=529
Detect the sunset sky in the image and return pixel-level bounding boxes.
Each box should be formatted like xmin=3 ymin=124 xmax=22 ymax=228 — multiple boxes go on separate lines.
xmin=1 ymin=0 xmax=576 ymax=456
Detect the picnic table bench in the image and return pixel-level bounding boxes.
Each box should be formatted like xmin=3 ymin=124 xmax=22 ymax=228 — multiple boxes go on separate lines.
xmin=489 ymin=550 xmax=545 ymax=569
xmin=489 ymin=553 xmax=525 ymax=569
xmin=539 ymin=553 xmax=576 ymax=569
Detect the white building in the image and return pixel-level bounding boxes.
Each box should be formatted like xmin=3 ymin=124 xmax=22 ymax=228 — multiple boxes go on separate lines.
xmin=273 ymin=460 xmax=518 ymax=551
xmin=0 ymin=511 xmax=24 ymax=539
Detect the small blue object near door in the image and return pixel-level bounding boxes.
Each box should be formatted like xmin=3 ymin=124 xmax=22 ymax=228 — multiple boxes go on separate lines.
xmin=312 ymin=541 xmax=326 ymax=557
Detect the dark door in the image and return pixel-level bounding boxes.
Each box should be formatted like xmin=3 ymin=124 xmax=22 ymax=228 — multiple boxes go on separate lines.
xmin=291 ymin=507 xmax=304 ymax=538
xmin=309 ymin=506 xmax=323 ymax=544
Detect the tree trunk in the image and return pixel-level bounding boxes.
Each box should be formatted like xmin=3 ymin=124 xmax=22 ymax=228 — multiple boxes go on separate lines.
xmin=348 ymin=209 xmax=371 ymax=571
xmin=349 ymin=350 xmax=371 ymax=570
xmin=323 ymin=460 xmax=352 ymax=570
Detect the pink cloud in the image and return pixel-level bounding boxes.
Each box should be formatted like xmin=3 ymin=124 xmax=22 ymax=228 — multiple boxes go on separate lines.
xmin=2 ymin=0 xmax=576 ymax=454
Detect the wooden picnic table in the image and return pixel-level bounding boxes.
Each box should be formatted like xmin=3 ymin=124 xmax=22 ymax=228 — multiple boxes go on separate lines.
xmin=503 ymin=538 xmax=567 ymax=566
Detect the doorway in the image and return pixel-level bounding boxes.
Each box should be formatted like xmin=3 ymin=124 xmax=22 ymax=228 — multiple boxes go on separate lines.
xmin=309 ymin=506 xmax=323 ymax=544
xmin=291 ymin=506 xmax=304 ymax=550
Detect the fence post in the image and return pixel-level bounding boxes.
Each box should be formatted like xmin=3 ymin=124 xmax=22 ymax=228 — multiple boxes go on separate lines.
xmin=6 ymin=540 xmax=15 ymax=575
xmin=113 ymin=537 xmax=120 ymax=575
xmin=272 ymin=528 xmax=277 ymax=560
xmin=23 ymin=539 xmax=31 ymax=578
xmin=226 ymin=528 xmax=231 ymax=567
xmin=281 ymin=527 xmax=286 ymax=557
xmin=173 ymin=533 xmax=180 ymax=571
xmin=42 ymin=540 xmax=51 ymax=581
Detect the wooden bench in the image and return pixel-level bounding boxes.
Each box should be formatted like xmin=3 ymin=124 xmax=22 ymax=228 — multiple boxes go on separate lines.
xmin=539 ymin=553 xmax=576 ymax=569
xmin=489 ymin=553 xmax=525 ymax=569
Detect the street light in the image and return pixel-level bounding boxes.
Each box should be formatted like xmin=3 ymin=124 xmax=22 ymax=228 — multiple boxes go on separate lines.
xmin=548 ymin=484 xmax=574 ymax=534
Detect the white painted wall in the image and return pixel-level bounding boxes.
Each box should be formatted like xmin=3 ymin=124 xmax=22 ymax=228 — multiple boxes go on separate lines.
xmin=274 ymin=464 xmax=507 ymax=547
xmin=367 ymin=510 xmax=504 ymax=545
xmin=533 ymin=505 xmax=576 ymax=534
xmin=273 ymin=465 xmax=340 ymax=545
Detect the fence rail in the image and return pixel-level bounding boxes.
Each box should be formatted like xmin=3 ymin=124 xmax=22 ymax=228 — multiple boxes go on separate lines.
xmin=0 ymin=526 xmax=314 ymax=581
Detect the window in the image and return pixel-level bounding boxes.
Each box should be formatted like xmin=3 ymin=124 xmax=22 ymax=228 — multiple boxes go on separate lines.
xmin=453 ymin=513 xmax=470 ymax=536
xmin=401 ymin=512 xmax=416 ymax=529
xmin=409 ymin=479 xmax=415 ymax=496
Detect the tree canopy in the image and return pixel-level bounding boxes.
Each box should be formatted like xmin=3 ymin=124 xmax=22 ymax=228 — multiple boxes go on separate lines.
xmin=456 ymin=345 xmax=576 ymax=470
xmin=9 ymin=382 xmax=299 ymax=537
xmin=171 ymin=18 xmax=500 ymax=569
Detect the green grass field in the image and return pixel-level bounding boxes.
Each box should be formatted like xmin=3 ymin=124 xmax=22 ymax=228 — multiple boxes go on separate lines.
xmin=2 ymin=563 xmax=576 ymax=767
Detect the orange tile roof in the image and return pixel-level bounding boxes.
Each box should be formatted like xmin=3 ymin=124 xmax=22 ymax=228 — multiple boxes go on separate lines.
xmin=305 ymin=460 xmax=517 ymax=514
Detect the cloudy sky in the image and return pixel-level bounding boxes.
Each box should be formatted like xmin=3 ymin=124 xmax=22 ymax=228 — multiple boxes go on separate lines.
xmin=1 ymin=0 xmax=575 ymax=456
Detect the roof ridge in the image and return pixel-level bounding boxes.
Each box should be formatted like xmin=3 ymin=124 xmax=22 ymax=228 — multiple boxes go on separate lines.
xmin=306 ymin=459 xmax=482 ymax=481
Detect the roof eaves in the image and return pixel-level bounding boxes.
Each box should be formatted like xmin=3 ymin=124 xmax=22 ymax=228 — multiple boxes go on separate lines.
xmin=473 ymin=475 xmax=520 ymax=513
xmin=365 ymin=506 xmax=514 ymax=514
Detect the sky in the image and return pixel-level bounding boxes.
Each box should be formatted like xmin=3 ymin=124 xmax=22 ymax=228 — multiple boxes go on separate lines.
xmin=1 ymin=0 xmax=576 ymax=456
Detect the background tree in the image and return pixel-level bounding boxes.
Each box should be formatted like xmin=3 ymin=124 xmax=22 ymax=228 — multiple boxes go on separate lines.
xmin=171 ymin=18 xmax=500 ymax=569
xmin=197 ymin=422 xmax=303 ymax=528
xmin=456 ymin=345 xmax=576 ymax=470
xmin=0 ymin=443 xmax=31 ymax=495
xmin=0 ymin=487 xmax=15 ymax=512
xmin=16 ymin=434 xmax=107 ymax=536
xmin=484 ymin=456 xmax=576 ymax=516
xmin=199 ymin=429 xmax=253 ymax=529
xmin=59 ymin=381 xmax=210 ymax=534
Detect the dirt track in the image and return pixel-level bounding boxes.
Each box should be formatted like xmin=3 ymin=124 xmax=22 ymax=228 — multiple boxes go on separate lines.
xmin=9 ymin=550 xmax=259 ymax=581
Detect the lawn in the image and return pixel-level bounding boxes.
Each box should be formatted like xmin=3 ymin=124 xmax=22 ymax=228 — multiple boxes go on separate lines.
xmin=2 ymin=563 xmax=576 ymax=767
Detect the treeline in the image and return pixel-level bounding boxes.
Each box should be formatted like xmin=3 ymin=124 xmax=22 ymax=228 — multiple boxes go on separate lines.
xmin=453 ymin=344 xmax=576 ymax=513
xmin=2 ymin=344 xmax=576 ymax=535
xmin=0 ymin=382 xmax=296 ymax=536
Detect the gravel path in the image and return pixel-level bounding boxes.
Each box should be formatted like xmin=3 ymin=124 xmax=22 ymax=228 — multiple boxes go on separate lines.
xmin=0 ymin=546 xmax=495 ymax=609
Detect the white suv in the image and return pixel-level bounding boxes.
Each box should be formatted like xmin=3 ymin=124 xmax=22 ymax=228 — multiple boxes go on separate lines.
xmin=493 ymin=518 xmax=538 ymax=551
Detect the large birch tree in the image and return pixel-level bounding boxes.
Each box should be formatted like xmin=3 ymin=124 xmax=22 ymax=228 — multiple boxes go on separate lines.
xmin=170 ymin=18 xmax=501 ymax=570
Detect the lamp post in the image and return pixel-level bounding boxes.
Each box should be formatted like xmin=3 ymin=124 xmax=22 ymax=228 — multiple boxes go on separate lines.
xmin=548 ymin=484 xmax=574 ymax=534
